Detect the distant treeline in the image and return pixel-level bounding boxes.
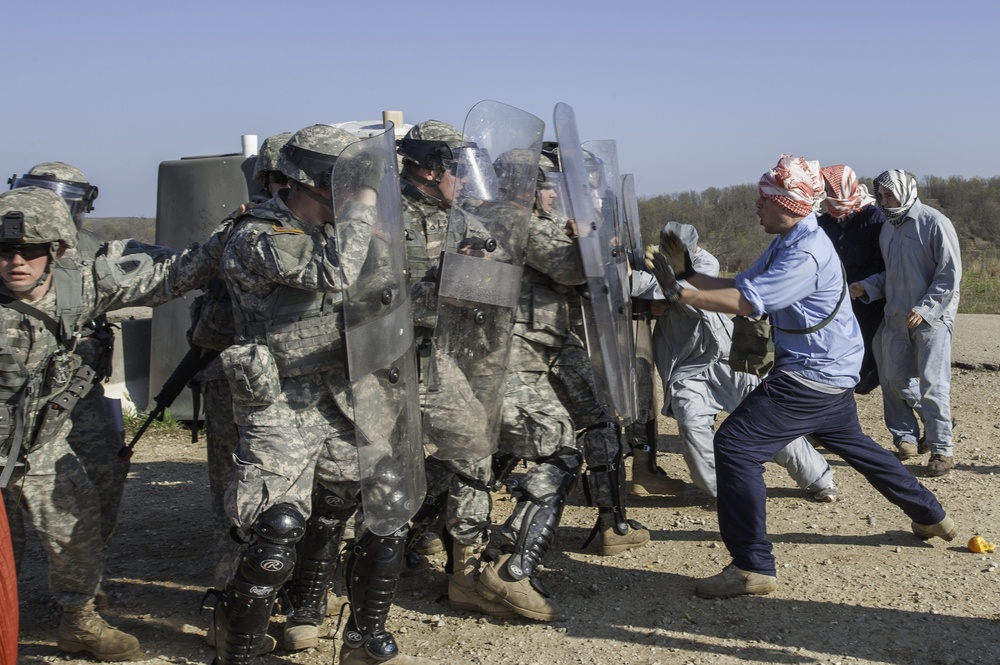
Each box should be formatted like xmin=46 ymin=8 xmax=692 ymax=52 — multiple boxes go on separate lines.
xmin=637 ymin=174 xmax=1000 ymax=314
xmin=83 ymin=217 xmax=156 ymax=245
xmin=83 ymin=174 xmax=1000 ymax=313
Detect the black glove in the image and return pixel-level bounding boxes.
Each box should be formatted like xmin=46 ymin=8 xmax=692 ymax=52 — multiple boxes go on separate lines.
xmin=644 ymin=244 xmax=682 ymax=302
xmin=659 ymin=231 xmax=695 ymax=280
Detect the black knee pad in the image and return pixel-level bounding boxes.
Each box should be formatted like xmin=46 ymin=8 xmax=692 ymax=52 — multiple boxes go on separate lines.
xmin=310 ymin=486 xmax=358 ymax=523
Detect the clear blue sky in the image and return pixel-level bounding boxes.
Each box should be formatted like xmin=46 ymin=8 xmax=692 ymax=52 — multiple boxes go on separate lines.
xmin=5 ymin=0 xmax=998 ymax=217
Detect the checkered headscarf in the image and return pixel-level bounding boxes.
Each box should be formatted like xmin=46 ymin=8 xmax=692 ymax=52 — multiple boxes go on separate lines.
xmin=874 ymin=169 xmax=918 ymax=225
xmin=821 ymin=164 xmax=875 ymax=219
xmin=758 ymin=155 xmax=825 ymax=217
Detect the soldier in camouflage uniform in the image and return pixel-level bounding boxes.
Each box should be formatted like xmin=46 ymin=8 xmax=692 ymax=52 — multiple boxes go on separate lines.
xmin=476 ymin=154 xmax=648 ymax=623
xmin=215 ymin=124 xmax=433 ymax=665
xmin=0 ymin=186 xmax=222 ymax=660
xmin=8 ymin=163 xmax=129 ymax=604
xmin=395 ymin=120 xmax=508 ymax=619
xmin=190 ymin=132 xmax=293 ymax=594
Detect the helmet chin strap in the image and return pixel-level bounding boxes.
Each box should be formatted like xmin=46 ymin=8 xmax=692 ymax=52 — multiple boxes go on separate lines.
xmin=291 ymin=181 xmax=332 ymax=208
xmin=402 ymin=169 xmax=447 ymax=206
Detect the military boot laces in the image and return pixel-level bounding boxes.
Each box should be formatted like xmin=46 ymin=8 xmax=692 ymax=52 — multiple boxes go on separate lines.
xmin=58 ymin=600 xmax=141 ymax=662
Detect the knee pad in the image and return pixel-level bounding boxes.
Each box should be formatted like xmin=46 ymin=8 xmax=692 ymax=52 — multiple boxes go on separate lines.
xmin=237 ymin=504 xmax=305 ymax=588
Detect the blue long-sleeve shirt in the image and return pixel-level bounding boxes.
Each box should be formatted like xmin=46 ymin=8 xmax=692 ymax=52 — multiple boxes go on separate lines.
xmin=735 ymin=214 xmax=862 ymax=389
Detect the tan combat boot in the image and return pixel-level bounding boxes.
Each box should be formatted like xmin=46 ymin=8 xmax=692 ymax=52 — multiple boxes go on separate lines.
xmin=477 ymin=552 xmax=558 ymax=621
xmin=629 ymin=448 xmax=685 ymax=496
xmin=448 ymin=543 xmax=516 ymax=618
xmin=58 ymin=599 xmax=141 ymax=662
xmin=595 ymin=511 xmax=650 ymax=556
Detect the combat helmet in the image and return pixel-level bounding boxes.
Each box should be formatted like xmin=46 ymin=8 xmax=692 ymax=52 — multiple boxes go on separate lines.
xmin=276 ymin=125 xmax=360 ymax=189
xmin=397 ymin=120 xmax=464 ymax=170
xmin=8 ymin=161 xmax=98 ymax=227
xmin=0 ymin=187 xmax=77 ymax=292
xmin=254 ymin=132 xmax=293 ymax=187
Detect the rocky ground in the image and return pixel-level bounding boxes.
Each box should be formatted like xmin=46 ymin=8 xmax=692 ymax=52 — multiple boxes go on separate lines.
xmin=14 ymin=315 xmax=1000 ymax=665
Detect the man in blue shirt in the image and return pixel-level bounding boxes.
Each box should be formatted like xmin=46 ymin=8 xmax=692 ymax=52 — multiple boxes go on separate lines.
xmin=645 ymin=155 xmax=957 ymax=599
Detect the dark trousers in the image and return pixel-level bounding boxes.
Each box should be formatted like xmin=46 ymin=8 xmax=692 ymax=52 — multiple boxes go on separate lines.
xmin=714 ymin=372 xmax=945 ymax=575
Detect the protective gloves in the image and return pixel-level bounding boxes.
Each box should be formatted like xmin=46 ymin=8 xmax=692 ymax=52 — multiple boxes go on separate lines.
xmin=659 ymin=230 xmax=695 ymax=279
xmin=644 ymin=244 xmax=682 ymax=302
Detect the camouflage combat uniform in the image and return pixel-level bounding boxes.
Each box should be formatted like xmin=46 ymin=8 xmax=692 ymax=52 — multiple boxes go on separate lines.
xmin=219 ymin=193 xmax=369 ymax=531
xmin=401 ymin=183 xmax=492 ymax=548
xmin=1 ymin=228 xmax=221 ymax=611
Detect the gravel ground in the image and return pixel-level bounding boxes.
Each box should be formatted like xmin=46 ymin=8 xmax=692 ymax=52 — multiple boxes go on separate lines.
xmin=14 ymin=315 xmax=1000 ymax=665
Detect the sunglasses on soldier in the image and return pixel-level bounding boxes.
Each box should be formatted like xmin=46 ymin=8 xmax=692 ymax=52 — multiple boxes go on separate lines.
xmin=0 ymin=243 xmax=51 ymax=261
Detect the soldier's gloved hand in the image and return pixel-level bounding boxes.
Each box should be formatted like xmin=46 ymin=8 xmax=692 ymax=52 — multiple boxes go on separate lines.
xmin=659 ymin=231 xmax=695 ymax=280
xmin=644 ymin=244 xmax=682 ymax=302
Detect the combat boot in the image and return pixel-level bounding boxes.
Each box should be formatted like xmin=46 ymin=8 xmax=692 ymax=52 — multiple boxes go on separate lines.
xmin=477 ymin=552 xmax=558 ymax=621
xmin=595 ymin=509 xmax=650 ymax=556
xmin=448 ymin=543 xmax=516 ymax=618
xmin=58 ymin=599 xmax=141 ymax=662
xmin=629 ymin=448 xmax=685 ymax=496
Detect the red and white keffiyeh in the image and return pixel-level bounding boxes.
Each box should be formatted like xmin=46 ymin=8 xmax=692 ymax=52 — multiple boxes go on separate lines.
xmin=821 ymin=164 xmax=875 ymax=219
xmin=758 ymin=155 xmax=825 ymax=217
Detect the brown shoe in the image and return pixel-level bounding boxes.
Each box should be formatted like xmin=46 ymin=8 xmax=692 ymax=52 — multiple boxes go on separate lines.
xmin=895 ymin=441 xmax=919 ymax=460
xmin=58 ymin=600 xmax=141 ymax=662
xmin=629 ymin=450 xmax=685 ymax=496
xmin=595 ymin=514 xmax=650 ymax=555
xmin=912 ymin=515 xmax=958 ymax=541
xmin=448 ymin=544 xmax=517 ymax=618
xmin=926 ymin=454 xmax=954 ymax=477
xmin=695 ymin=564 xmax=777 ymax=599
xmin=477 ymin=553 xmax=558 ymax=621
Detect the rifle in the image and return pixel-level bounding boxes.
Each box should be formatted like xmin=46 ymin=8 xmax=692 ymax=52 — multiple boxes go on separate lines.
xmin=118 ymin=346 xmax=221 ymax=460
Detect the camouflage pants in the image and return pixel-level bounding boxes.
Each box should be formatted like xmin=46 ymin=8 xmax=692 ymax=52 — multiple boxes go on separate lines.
xmin=423 ymin=455 xmax=491 ymax=547
xmin=226 ymin=373 xmax=362 ymax=537
xmin=498 ymin=337 xmax=581 ymax=537
xmin=200 ymin=377 xmax=242 ymax=588
xmin=549 ymin=341 xmax=623 ymax=508
xmin=4 ymin=420 xmax=104 ymax=608
xmin=66 ymin=382 xmax=129 ymax=551
xmin=419 ymin=345 xmax=492 ymax=547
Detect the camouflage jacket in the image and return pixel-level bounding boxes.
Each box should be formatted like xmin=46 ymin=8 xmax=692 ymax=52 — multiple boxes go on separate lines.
xmin=220 ymin=193 xmax=376 ymax=377
xmin=400 ymin=182 xmax=450 ymax=330
xmin=0 ymin=234 xmax=222 ymax=469
xmin=509 ymin=211 xmax=585 ymax=367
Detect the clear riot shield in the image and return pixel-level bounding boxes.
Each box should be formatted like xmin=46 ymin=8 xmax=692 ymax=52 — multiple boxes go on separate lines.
xmin=332 ymin=125 xmax=425 ymax=536
xmin=427 ymin=100 xmax=544 ymax=460
xmin=554 ymin=103 xmax=637 ymax=424
xmin=622 ymin=174 xmax=656 ymax=424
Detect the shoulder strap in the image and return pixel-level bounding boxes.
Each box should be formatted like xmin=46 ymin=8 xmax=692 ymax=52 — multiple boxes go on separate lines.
xmin=0 ymin=294 xmax=61 ymax=338
xmin=773 ymin=263 xmax=848 ymax=335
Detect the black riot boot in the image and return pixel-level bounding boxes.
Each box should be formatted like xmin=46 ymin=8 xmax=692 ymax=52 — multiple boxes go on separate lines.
xmin=338 ymin=529 xmax=434 ymax=665
xmin=214 ymin=504 xmax=304 ymax=665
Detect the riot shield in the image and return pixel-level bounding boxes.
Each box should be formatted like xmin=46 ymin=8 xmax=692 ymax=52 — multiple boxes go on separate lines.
xmin=332 ymin=125 xmax=425 ymax=536
xmin=427 ymin=100 xmax=544 ymax=460
xmin=622 ymin=174 xmax=656 ymax=423
xmin=554 ymin=103 xmax=637 ymax=424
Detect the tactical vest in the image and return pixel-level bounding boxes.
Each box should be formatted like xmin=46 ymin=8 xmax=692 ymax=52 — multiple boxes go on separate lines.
xmin=0 ymin=258 xmax=94 ymax=478
xmin=230 ymin=208 xmax=345 ymax=377
xmin=401 ymin=184 xmax=449 ymax=331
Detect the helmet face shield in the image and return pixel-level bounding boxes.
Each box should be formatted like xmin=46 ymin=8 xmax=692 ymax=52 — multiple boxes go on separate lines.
xmin=9 ymin=174 xmax=98 ymax=225
xmin=398 ymin=138 xmax=455 ymax=170
xmin=447 ymin=146 xmax=498 ymax=201
xmin=280 ymin=143 xmax=338 ymax=189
